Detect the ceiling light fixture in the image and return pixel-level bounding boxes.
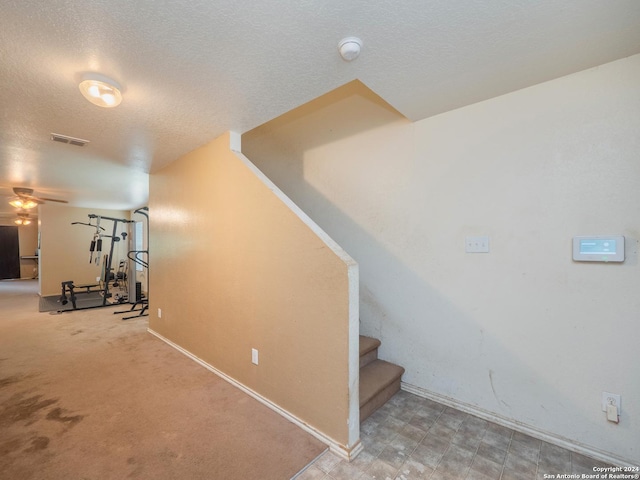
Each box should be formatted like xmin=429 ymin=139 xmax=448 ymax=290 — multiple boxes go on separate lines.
xmin=338 ymin=37 xmax=362 ymax=61
xmin=78 ymin=73 xmax=123 ymax=108
xmin=14 ymin=213 xmax=32 ymax=226
xmin=9 ymin=197 xmax=38 ymax=209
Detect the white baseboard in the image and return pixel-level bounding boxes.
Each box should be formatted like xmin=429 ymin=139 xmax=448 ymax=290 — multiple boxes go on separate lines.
xmin=147 ymin=328 xmax=362 ymax=462
xmin=402 ymin=382 xmax=636 ymax=468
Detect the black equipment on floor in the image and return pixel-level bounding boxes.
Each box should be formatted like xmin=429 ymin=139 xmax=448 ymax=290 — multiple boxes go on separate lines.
xmin=114 ymin=207 xmax=149 ymax=321
xmin=60 ymin=214 xmax=133 ymax=312
xmin=114 ymin=281 xmax=148 ymax=320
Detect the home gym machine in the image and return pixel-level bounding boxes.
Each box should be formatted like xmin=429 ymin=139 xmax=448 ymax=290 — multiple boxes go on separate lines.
xmin=60 ymin=214 xmax=133 ymax=311
xmin=114 ymin=206 xmax=149 ymax=320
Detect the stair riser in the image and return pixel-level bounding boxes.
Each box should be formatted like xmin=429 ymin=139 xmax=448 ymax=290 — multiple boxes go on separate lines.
xmin=359 ymin=349 xmax=378 ymax=369
xmin=360 ymin=377 xmax=402 ymax=423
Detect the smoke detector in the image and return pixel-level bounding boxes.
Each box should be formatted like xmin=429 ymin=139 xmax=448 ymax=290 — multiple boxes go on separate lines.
xmin=338 ymin=37 xmax=362 ymax=61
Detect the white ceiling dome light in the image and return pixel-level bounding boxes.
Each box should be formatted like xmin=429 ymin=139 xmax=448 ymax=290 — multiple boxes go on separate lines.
xmin=338 ymin=37 xmax=362 ymax=61
xmin=79 ymin=73 xmax=123 ymax=108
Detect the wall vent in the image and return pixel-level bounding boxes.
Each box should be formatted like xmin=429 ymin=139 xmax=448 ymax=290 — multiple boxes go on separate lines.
xmin=50 ymin=133 xmax=90 ymax=147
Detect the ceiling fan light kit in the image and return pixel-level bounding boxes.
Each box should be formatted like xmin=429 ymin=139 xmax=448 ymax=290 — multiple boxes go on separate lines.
xmin=14 ymin=213 xmax=31 ymax=226
xmin=9 ymin=197 xmax=39 ymax=209
xmin=79 ymin=73 xmax=122 ymax=108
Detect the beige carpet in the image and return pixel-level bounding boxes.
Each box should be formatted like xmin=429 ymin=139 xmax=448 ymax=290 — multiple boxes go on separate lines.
xmin=0 ymin=280 xmax=326 ymax=479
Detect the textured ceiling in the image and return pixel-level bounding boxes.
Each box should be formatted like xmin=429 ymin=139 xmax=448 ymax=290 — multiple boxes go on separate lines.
xmin=1 ymin=0 xmax=640 ymax=215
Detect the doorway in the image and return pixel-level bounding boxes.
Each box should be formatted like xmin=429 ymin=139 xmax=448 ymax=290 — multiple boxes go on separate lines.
xmin=0 ymin=226 xmax=21 ymax=280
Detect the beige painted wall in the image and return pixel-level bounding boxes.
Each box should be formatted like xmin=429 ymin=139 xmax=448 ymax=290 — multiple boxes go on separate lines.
xmin=0 ymin=218 xmax=38 ymax=279
xmin=39 ymin=204 xmax=131 ymax=296
xmin=243 ymin=56 xmax=640 ymax=464
xmin=149 ymin=132 xmax=358 ymax=450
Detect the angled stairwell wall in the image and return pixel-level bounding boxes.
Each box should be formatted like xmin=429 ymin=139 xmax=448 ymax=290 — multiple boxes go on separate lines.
xmin=149 ymin=132 xmax=360 ymax=458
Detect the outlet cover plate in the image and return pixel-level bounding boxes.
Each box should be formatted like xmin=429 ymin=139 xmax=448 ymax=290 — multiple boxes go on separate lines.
xmin=601 ymin=392 xmax=621 ymax=414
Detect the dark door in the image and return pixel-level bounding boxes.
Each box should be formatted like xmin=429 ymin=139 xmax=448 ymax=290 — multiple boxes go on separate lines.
xmin=0 ymin=226 xmax=21 ymax=280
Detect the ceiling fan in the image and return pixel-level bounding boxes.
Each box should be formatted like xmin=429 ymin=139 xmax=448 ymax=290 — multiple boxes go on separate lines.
xmin=6 ymin=187 xmax=69 ymax=209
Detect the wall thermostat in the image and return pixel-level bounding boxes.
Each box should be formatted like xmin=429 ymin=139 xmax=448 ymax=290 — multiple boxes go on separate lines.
xmin=572 ymin=235 xmax=625 ymax=262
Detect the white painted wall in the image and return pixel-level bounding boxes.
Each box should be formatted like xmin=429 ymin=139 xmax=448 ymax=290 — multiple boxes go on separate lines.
xmin=243 ymin=56 xmax=640 ymax=464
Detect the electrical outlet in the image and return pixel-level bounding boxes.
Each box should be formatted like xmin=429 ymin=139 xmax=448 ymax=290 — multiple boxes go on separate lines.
xmin=157 ymin=308 xmax=162 ymax=318
xmin=601 ymin=392 xmax=621 ymax=415
xmin=96 ymin=276 xmax=101 ymax=282
xmin=251 ymin=348 xmax=259 ymax=365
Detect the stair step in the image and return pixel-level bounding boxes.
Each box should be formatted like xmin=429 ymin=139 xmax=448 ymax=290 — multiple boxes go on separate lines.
xmin=359 ymin=359 xmax=404 ymax=422
xmin=359 ymin=335 xmax=381 ymax=368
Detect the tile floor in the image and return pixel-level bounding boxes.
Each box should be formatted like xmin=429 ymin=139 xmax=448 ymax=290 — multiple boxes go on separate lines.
xmin=295 ymin=390 xmax=612 ymax=480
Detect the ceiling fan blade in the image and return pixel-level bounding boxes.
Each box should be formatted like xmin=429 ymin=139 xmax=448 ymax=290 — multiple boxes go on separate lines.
xmin=6 ymin=187 xmax=69 ymax=204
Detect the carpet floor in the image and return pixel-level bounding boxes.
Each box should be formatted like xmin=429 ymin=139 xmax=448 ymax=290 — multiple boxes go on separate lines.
xmin=1 ymin=280 xmax=326 ymax=479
